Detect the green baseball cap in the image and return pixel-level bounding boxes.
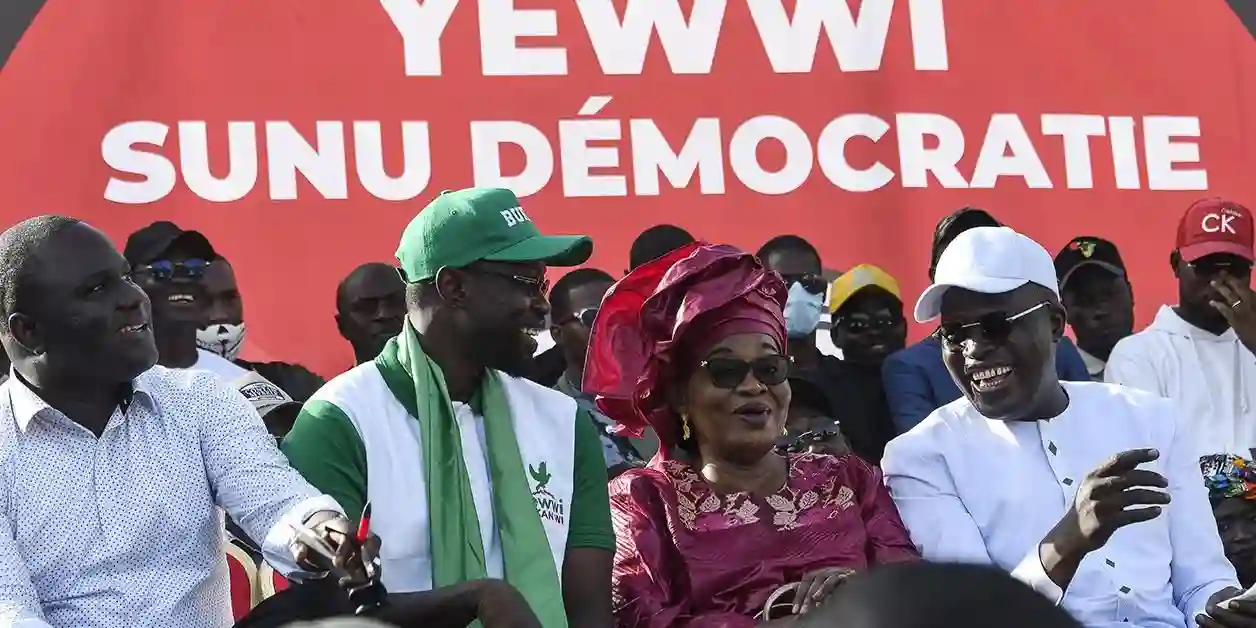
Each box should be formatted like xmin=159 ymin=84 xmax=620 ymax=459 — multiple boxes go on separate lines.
xmin=396 ymin=187 xmax=593 ymax=282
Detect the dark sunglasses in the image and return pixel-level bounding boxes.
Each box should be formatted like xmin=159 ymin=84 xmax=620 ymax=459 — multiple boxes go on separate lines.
xmin=562 ymin=307 xmax=598 ymax=328
xmin=699 ymin=355 xmax=792 ymax=389
xmin=775 ymin=421 xmax=842 ymax=454
xmin=838 ymin=316 xmax=902 ymax=333
xmin=134 ymin=258 xmax=209 ymax=281
xmin=780 ymin=273 xmax=827 ymax=295
xmin=938 ymin=302 xmax=1050 ymax=348
xmin=1188 ymin=258 xmax=1253 ymax=276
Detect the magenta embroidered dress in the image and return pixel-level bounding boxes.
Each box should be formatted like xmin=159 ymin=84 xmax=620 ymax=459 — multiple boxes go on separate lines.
xmin=609 ymin=452 xmax=919 ymax=628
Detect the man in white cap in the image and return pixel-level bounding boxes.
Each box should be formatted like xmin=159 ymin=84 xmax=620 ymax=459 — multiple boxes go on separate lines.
xmin=881 ymin=226 xmax=1253 ymax=627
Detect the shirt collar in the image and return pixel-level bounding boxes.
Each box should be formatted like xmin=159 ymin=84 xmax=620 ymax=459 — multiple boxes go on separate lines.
xmin=1075 ymin=346 xmax=1107 ymax=377
xmin=555 ymin=373 xmax=589 ymax=399
xmin=8 ymin=370 xmax=155 ymax=433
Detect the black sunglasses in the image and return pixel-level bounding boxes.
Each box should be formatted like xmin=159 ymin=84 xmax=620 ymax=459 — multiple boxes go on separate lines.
xmin=779 ymin=273 xmax=827 ymax=296
xmin=560 ymin=308 xmax=597 ymax=329
xmin=134 ymin=258 xmax=209 ymax=281
xmin=938 ymin=302 xmax=1050 ymax=348
xmin=1188 ymin=258 xmax=1253 ymax=276
xmin=775 ymin=421 xmax=843 ymax=454
xmin=699 ymin=355 xmax=792 ymax=389
xmin=838 ymin=316 xmax=902 ymax=333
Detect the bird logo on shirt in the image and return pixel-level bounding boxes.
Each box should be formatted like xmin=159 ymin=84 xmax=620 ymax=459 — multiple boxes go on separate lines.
xmin=529 ymin=461 xmax=552 ymax=491
xmin=529 ymin=461 xmax=565 ymax=525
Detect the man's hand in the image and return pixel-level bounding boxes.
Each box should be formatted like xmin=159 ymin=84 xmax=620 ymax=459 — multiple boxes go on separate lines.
xmin=1197 ymin=587 xmax=1256 ymax=627
xmin=289 ymin=510 xmax=367 ymax=577
xmin=1211 ymin=278 xmax=1256 ymax=354
xmin=1040 ymin=449 xmax=1169 ymax=587
xmin=792 ymin=566 xmax=856 ymax=614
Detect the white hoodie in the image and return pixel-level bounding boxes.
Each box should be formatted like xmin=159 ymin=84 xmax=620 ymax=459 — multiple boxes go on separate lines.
xmin=1105 ymin=305 xmax=1256 ymax=456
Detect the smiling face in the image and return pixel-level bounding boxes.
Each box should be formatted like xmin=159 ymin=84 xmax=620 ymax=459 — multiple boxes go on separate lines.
xmin=938 ymin=286 xmax=1064 ymax=421
xmin=132 ymin=241 xmax=210 ymax=328
xmin=831 ymin=289 xmax=907 ymax=365
xmin=444 ymin=260 xmax=552 ymax=378
xmin=678 ymin=332 xmax=792 ymax=464
xmin=9 ymin=223 xmax=158 ymax=385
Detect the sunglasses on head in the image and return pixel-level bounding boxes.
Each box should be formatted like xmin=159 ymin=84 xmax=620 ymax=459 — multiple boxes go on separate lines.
xmin=699 ymin=354 xmax=792 ymax=389
xmin=938 ymin=301 xmax=1050 ymax=348
xmin=780 ymin=273 xmax=827 ymax=295
xmin=135 ymin=258 xmax=209 ymax=281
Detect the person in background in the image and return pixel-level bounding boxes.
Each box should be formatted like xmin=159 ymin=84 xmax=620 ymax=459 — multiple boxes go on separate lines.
xmin=1201 ymin=454 xmax=1256 ymax=588
xmin=123 ymin=220 xmax=251 ymax=381
xmin=777 ymin=375 xmax=850 ymax=458
xmin=586 ymin=242 xmax=917 ymax=627
xmin=226 ymin=370 xmax=308 ymax=560
xmin=797 ymin=563 xmax=1084 ymax=628
xmin=283 ymin=188 xmax=613 ymax=628
xmin=881 ymin=207 xmax=1091 ymax=434
xmin=199 ymin=256 xmax=326 ymax=401
xmin=627 ymin=223 xmax=695 ymax=273
xmin=757 ymin=235 xmax=828 ymax=373
xmin=335 ymin=261 xmax=405 ymax=366
xmin=825 ymin=265 xmax=907 ymax=463
xmin=1053 ymin=237 xmax=1135 ymax=381
xmin=550 ymin=267 xmax=656 ymax=476
xmin=1106 ymin=199 xmax=1256 ymax=457
xmin=883 ymin=226 xmax=1249 ymax=628
xmin=533 ymin=223 xmax=695 ymax=387
xmin=0 ymin=216 xmax=362 ymax=627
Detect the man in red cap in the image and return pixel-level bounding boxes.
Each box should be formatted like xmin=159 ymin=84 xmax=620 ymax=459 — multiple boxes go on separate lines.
xmin=1107 ymin=198 xmax=1256 ymax=456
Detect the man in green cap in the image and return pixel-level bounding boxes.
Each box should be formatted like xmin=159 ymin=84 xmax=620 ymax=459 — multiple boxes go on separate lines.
xmin=282 ymin=188 xmax=613 ymax=627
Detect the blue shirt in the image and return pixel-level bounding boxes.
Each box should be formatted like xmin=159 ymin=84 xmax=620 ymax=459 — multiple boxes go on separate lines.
xmin=882 ymin=335 xmax=1092 ymax=434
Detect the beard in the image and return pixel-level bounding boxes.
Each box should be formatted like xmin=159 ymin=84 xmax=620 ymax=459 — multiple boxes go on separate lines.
xmin=471 ymin=326 xmax=536 ymax=378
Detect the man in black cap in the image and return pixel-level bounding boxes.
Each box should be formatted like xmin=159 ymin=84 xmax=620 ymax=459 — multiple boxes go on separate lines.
xmin=1054 ymin=236 xmax=1135 ymax=381
xmin=881 ymin=208 xmax=1092 ymax=434
xmin=123 ymin=221 xmax=250 ymax=381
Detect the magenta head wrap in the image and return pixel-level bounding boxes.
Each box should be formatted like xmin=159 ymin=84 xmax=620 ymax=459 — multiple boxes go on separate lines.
xmin=581 ymin=242 xmax=787 ymax=458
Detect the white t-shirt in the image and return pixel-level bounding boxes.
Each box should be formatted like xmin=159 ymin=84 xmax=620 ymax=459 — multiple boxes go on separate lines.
xmin=192 ymin=348 xmax=250 ymax=382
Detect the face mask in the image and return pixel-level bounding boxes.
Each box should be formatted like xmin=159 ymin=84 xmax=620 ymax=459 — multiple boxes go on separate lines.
xmin=784 ymin=282 xmax=824 ymax=338
xmin=197 ymin=322 xmax=246 ymax=361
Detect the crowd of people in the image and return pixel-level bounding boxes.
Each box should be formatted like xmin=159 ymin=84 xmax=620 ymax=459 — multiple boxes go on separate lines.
xmin=0 ymin=187 xmax=1255 ymax=628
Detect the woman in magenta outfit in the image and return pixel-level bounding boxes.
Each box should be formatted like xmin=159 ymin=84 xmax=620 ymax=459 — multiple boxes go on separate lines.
xmin=583 ymin=243 xmax=919 ymax=628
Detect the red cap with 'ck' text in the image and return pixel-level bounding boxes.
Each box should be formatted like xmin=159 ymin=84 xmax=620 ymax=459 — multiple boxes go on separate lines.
xmin=1176 ymin=198 xmax=1254 ymax=262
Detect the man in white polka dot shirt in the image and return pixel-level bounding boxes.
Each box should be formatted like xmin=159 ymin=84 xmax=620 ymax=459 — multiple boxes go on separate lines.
xmin=0 ymin=216 xmax=359 ymax=628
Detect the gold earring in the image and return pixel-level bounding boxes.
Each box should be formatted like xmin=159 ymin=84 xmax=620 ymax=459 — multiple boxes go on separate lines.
xmin=681 ymin=413 xmax=691 ymax=440
xmin=782 ymin=426 xmax=788 ymax=436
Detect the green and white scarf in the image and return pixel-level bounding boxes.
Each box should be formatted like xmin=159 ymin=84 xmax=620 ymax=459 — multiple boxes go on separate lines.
xmin=374 ymin=321 xmax=567 ymax=627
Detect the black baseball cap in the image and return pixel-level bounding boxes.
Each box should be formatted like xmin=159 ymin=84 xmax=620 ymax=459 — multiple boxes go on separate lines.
xmin=123 ymin=221 xmax=217 ymax=266
xmin=1054 ymin=236 xmax=1126 ymax=290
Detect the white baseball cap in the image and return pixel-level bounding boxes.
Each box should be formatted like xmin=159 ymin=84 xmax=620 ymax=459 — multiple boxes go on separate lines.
xmin=913 ymin=226 xmax=1060 ymax=322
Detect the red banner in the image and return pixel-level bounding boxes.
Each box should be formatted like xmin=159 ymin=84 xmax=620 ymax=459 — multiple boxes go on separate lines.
xmin=1 ymin=0 xmax=1254 ymax=377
